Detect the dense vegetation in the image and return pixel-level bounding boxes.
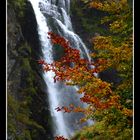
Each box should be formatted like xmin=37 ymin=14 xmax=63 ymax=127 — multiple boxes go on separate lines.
xmin=39 ymin=0 xmax=133 ymax=139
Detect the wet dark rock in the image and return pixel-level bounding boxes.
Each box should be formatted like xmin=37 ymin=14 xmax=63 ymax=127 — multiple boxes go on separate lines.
xmin=7 ymin=1 xmax=53 ymax=139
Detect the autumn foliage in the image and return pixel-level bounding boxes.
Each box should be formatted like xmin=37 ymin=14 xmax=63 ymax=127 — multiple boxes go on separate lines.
xmin=38 ymin=32 xmax=123 ymax=112
xmin=38 ymin=0 xmax=133 ymax=139
xmin=38 ymin=32 xmax=132 ymax=139
xmin=55 ymin=136 xmax=68 ymax=140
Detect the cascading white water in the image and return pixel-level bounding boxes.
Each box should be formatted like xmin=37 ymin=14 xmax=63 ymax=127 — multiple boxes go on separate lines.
xmin=28 ymin=0 xmax=70 ymax=137
xmin=28 ymin=0 xmax=95 ymax=138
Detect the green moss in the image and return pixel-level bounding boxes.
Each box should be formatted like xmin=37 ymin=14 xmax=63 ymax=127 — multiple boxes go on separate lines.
xmin=8 ymin=90 xmax=46 ymax=139
xmin=16 ymin=130 xmax=32 ymax=140
xmin=8 ymin=0 xmax=26 ymax=17
xmin=21 ymin=58 xmax=31 ymax=70
xmin=18 ymin=42 xmax=32 ymax=56
xmin=8 ymin=54 xmax=46 ymax=138
xmin=8 ymin=95 xmax=32 ymax=140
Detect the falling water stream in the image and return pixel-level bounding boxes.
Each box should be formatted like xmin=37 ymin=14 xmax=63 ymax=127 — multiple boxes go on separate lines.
xmin=28 ymin=0 xmax=94 ymax=138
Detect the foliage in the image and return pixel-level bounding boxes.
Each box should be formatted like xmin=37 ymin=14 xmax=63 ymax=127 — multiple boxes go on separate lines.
xmin=83 ymin=0 xmax=132 ymax=36
xmin=38 ymin=32 xmax=132 ymax=140
xmin=88 ymin=0 xmax=133 ymax=109
xmin=55 ymin=136 xmax=68 ymax=140
xmin=70 ymin=0 xmax=109 ymax=36
xmin=38 ymin=0 xmax=133 ymax=139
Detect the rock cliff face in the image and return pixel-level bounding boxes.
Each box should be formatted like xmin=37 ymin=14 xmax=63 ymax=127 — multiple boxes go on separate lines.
xmin=7 ymin=1 xmax=53 ymax=139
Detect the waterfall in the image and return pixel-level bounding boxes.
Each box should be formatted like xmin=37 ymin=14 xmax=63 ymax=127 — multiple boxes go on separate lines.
xmin=28 ymin=0 xmax=94 ymax=138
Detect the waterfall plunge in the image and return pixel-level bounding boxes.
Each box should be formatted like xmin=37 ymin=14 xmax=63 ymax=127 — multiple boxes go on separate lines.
xmin=28 ymin=0 xmax=94 ymax=138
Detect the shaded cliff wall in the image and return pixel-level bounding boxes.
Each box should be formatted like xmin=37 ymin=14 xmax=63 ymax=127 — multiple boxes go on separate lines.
xmin=7 ymin=0 xmax=53 ymax=139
